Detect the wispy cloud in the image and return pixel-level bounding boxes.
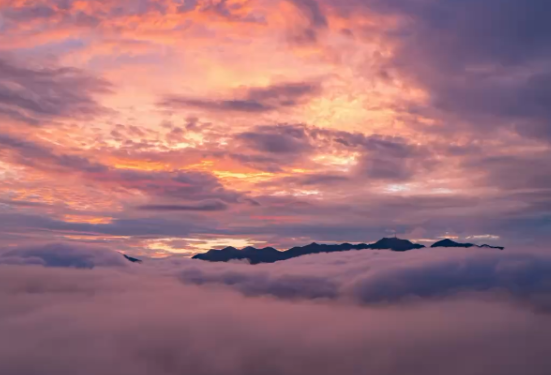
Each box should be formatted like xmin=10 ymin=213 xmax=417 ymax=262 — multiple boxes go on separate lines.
xmin=0 ymin=0 xmax=549 ymax=250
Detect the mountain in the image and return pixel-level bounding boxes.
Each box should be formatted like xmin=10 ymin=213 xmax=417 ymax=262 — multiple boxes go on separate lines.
xmin=193 ymin=246 xmax=283 ymax=264
xmin=431 ymin=239 xmax=475 ymax=248
xmin=123 ymin=254 xmax=143 ymax=263
xmin=282 ymin=242 xmax=371 ymax=260
xmin=192 ymin=237 xmax=425 ymax=264
xmin=369 ymin=237 xmax=425 ymax=251
xmin=478 ymin=244 xmax=505 ymax=250
xmin=431 ymin=239 xmax=504 ymax=250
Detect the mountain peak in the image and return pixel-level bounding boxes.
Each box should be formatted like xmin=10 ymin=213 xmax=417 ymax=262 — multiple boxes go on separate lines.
xmin=370 ymin=237 xmax=425 ymax=251
xmin=123 ymin=254 xmax=143 ymax=263
xmin=194 ymin=237 xmax=427 ymax=264
xmin=220 ymin=246 xmax=239 ymax=252
xmin=478 ymin=244 xmax=504 ymax=250
xmin=431 ymin=239 xmax=504 ymax=250
xmin=431 ymin=239 xmax=473 ymax=248
xmin=193 ymin=237 xmax=503 ymax=264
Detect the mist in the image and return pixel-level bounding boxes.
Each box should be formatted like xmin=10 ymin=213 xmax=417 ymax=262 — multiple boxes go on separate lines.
xmin=2 ymin=244 xmax=551 ymax=374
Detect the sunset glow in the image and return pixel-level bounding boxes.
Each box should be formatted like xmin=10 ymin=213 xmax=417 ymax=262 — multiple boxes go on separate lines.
xmin=1 ymin=0 xmax=550 ymax=255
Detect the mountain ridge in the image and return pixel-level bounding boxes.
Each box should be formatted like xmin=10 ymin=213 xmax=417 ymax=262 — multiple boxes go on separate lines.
xmin=431 ymin=239 xmax=504 ymax=250
xmin=192 ymin=237 xmax=504 ymax=264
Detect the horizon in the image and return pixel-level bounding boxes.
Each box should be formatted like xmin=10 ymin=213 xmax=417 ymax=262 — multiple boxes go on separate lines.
xmin=203 ymin=236 xmax=501 ymax=251
xmin=191 ymin=236 xmax=504 ymax=264
xmin=214 ymin=236 xmax=497 ymax=245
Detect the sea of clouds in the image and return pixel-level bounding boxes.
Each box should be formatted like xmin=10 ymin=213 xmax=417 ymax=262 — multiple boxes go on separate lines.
xmin=2 ymin=243 xmax=551 ymax=375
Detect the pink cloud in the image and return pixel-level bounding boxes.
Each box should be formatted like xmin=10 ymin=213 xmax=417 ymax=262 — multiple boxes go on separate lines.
xmin=2 ymin=256 xmax=551 ymax=375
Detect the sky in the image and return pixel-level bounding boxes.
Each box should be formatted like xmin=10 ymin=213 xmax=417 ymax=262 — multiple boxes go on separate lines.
xmin=1 ymin=0 xmax=551 ymax=256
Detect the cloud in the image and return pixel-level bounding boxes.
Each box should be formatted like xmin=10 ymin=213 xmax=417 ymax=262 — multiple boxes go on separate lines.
xmin=159 ymin=81 xmax=322 ymax=113
xmin=137 ymin=199 xmax=229 ymax=211
xmin=236 ymin=124 xmax=313 ymax=154
xmin=0 ymin=55 xmax=111 ymax=125
xmin=2 ymin=246 xmax=551 ymax=374
xmin=170 ymin=247 xmax=551 ymax=303
xmin=206 ymin=124 xmax=322 ymax=172
xmin=0 ymin=243 xmax=126 ymax=268
xmin=0 ymin=199 xmax=49 ymax=207
xmin=356 ymin=135 xmax=436 ymax=181
xmin=355 ymin=0 xmax=551 ymax=141
xmin=225 ymin=124 xmax=436 ymax=181
xmin=0 ymin=133 xmax=242 ymax=204
xmin=176 ymin=0 xmax=264 ymax=22
xmin=273 ymin=172 xmax=350 ymax=187
xmin=226 ymin=152 xmax=287 ymax=172
xmin=286 ymin=0 xmax=328 ymax=45
xmin=234 ymin=125 xmax=436 ymax=182
xmin=288 ymin=0 xmax=327 ymax=29
xmin=0 ymin=211 xmax=203 ymax=239
xmin=1 ymin=0 xmax=550 ymax=251
xmin=1 ymin=4 xmax=56 ymax=21
xmin=463 ymin=152 xmax=551 ymax=191
xmin=0 ymin=133 xmax=107 ymax=173
xmin=12 ymin=241 xmax=551 ymax=306
xmin=107 ymin=169 xmax=242 ymax=203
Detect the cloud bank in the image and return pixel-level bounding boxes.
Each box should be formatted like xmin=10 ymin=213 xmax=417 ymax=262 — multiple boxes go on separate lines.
xmin=3 ymin=244 xmax=551 ymax=375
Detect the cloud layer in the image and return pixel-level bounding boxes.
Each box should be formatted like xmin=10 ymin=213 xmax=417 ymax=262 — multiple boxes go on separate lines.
xmin=0 ymin=55 xmax=111 ymax=125
xmin=3 ymin=245 xmax=551 ymax=375
xmin=3 ymin=242 xmax=551 ymax=305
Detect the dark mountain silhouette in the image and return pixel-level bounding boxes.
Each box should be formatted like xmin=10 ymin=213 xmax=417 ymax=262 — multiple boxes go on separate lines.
xmin=123 ymin=254 xmax=143 ymax=263
xmin=431 ymin=239 xmax=504 ymax=250
xmin=478 ymin=244 xmax=505 ymax=250
xmin=192 ymin=237 xmax=426 ymax=264
xmin=195 ymin=246 xmax=282 ymax=263
xmin=431 ymin=239 xmax=474 ymax=248
xmin=369 ymin=237 xmax=425 ymax=251
xmin=281 ymin=242 xmax=371 ymax=260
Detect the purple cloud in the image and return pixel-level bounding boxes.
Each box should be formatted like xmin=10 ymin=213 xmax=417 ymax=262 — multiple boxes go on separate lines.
xmin=137 ymin=199 xmax=229 ymax=211
xmin=0 ymin=243 xmax=126 ymax=268
xmin=0 ymin=55 xmax=111 ymax=125
xmin=1 ymin=246 xmax=551 ymax=374
xmin=159 ymin=81 xmax=322 ymax=113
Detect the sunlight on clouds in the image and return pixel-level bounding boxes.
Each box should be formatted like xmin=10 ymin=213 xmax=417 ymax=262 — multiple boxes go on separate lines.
xmin=250 ymin=215 xmax=303 ymax=224
xmin=62 ymin=235 xmax=131 ymax=241
xmin=144 ymin=237 xmax=268 ymax=255
xmin=294 ymin=189 xmax=321 ymax=196
xmin=431 ymin=188 xmax=456 ymax=194
xmin=0 ymin=161 xmax=18 ymax=181
xmin=184 ymin=160 xmax=215 ymax=170
xmin=171 ymin=142 xmax=194 ymax=149
xmin=306 ymin=95 xmax=374 ymax=131
xmin=213 ymin=170 xmax=274 ymax=180
xmin=467 ymin=235 xmax=501 ymax=240
xmin=272 ymin=189 xmax=322 ymax=197
xmin=312 ymin=153 xmax=358 ymax=171
xmin=0 ymin=0 xmax=547 ymax=252
xmin=438 ymin=234 xmax=460 ymax=240
xmin=62 ymin=215 xmax=113 ymax=225
xmin=384 ymin=184 xmax=412 ymax=193
xmin=112 ymin=160 xmax=171 ymax=171
xmin=144 ymin=238 xmax=191 ymax=254
xmin=383 ymin=184 xmax=458 ymax=196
